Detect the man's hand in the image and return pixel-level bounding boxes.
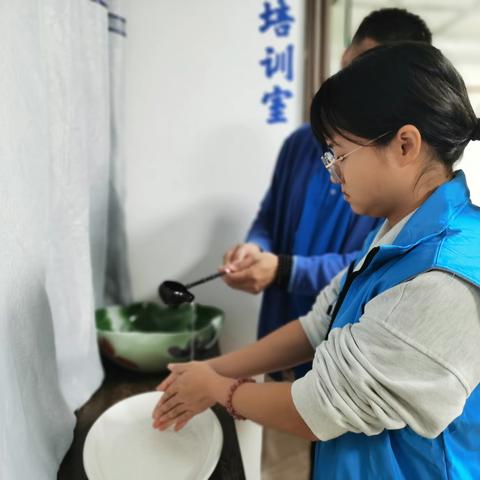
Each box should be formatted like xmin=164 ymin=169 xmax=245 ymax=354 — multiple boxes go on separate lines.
xmin=222 ymin=252 xmax=279 ymax=294
xmin=222 ymin=243 xmax=261 ymax=268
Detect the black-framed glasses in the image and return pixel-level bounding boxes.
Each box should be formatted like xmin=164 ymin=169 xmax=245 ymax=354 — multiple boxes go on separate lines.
xmin=321 ymin=131 xmax=392 ymax=183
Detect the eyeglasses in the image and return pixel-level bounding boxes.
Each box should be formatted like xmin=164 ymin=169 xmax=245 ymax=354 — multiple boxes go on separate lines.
xmin=321 ymin=131 xmax=392 ymax=183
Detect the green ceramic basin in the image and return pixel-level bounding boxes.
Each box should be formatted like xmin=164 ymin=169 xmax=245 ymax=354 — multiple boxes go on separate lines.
xmin=96 ymin=302 xmax=224 ymax=372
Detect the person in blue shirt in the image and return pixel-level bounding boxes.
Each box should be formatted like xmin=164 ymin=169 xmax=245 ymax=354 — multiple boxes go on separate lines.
xmin=220 ymin=9 xmax=433 ymax=479
xmin=153 ymin=41 xmax=480 ymax=480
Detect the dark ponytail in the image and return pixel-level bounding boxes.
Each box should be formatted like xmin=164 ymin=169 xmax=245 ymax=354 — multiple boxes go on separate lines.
xmin=311 ymin=42 xmax=478 ymax=169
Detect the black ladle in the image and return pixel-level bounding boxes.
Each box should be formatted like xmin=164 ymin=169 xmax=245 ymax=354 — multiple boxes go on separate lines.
xmin=158 ymin=271 xmax=227 ymax=306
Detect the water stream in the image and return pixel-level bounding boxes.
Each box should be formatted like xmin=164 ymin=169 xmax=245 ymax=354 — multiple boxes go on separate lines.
xmin=190 ymin=302 xmax=197 ymax=361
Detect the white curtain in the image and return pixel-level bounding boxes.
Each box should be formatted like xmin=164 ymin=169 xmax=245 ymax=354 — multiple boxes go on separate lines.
xmin=0 ymin=1 xmax=128 ymax=478
xmin=105 ymin=1 xmax=131 ymax=307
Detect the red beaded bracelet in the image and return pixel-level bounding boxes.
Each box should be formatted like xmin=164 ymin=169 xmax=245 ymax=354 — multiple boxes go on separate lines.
xmin=225 ymin=378 xmax=256 ymax=420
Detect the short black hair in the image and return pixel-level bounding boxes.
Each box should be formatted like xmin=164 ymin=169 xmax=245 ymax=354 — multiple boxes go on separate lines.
xmin=353 ymin=8 xmax=432 ymax=45
xmin=311 ymin=42 xmax=478 ymax=169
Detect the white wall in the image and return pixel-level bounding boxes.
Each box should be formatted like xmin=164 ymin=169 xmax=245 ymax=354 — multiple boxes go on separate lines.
xmin=124 ymin=0 xmax=304 ymax=353
xmin=124 ymin=3 xmax=305 ymax=478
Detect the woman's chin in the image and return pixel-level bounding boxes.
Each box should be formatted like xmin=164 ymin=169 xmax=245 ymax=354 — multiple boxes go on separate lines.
xmin=349 ymin=201 xmax=376 ymax=217
xmin=348 ymin=201 xmax=364 ymax=215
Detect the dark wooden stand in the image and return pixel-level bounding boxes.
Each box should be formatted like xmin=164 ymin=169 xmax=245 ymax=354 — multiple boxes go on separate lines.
xmin=58 ymin=345 xmax=246 ymax=480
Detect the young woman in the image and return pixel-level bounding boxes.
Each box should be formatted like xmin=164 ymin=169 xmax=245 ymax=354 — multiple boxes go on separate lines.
xmin=152 ymin=42 xmax=480 ymax=479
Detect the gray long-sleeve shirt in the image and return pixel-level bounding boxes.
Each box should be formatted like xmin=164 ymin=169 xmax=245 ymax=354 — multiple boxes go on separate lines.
xmin=291 ymin=216 xmax=480 ymax=441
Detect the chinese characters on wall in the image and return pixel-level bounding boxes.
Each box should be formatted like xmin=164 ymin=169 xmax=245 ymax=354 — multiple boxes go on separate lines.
xmin=259 ymin=0 xmax=295 ymax=124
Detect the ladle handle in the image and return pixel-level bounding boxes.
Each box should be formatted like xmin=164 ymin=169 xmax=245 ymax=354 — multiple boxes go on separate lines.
xmin=185 ymin=271 xmax=227 ymax=289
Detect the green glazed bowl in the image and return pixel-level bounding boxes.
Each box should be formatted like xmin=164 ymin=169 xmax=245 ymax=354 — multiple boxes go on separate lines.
xmin=96 ymin=302 xmax=224 ymax=372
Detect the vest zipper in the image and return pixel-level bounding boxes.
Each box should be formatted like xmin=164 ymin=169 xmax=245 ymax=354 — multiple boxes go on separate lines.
xmin=325 ymin=246 xmax=380 ymax=339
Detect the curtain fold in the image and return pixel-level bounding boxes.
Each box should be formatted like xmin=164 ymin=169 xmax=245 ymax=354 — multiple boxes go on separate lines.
xmin=0 ymin=1 xmax=129 ymax=478
xmin=105 ymin=0 xmax=132 ymax=307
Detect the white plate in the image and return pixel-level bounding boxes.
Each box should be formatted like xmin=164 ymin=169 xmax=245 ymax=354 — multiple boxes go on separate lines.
xmin=83 ymin=392 xmax=223 ymax=480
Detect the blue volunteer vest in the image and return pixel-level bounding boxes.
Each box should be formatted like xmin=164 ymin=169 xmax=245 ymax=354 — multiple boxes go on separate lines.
xmin=314 ymin=171 xmax=480 ymax=479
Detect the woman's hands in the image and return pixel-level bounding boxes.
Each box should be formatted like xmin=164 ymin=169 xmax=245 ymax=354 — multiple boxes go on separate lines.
xmin=150 ymin=322 xmax=317 ymax=436
xmin=151 ymin=361 xmax=232 ymax=432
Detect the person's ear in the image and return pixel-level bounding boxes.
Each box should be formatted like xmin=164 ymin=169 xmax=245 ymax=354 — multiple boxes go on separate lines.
xmin=392 ymin=125 xmax=422 ymax=167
